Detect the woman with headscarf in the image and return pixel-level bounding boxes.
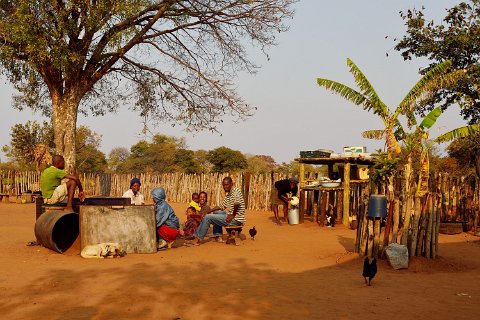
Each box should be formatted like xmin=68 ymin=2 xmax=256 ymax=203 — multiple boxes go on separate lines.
xmin=152 ymin=187 xmax=184 ymax=250
xmin=123 ymin=177 xmax=145 ymax=205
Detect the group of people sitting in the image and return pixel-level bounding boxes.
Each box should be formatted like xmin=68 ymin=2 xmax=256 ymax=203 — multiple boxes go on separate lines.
xmin=40 ymin=155 xmax=246 ymax=251
xmin=122 ymin=176 xmax=246 ymax=250
xmin=40 ymin=154 xmax=298 ymax=252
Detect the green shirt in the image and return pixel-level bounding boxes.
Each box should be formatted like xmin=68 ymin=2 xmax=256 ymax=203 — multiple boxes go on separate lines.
xmin=40 ymin=166 xmax=67 ymax=199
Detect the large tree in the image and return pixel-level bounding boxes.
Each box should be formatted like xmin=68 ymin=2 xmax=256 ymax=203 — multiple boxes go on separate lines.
xmin=0 ymin=0 xmax=296 ymax=172
xmin=395 ymin=1 xmax=480 ymax=123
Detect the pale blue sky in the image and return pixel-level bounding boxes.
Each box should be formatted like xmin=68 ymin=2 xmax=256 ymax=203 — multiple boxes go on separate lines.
xmin=0 ymin=1 xmax=465 ymax=164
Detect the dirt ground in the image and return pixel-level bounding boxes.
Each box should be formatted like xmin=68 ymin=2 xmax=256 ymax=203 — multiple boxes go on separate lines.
xmin=0 ymin=202 xmax=479 ymax=320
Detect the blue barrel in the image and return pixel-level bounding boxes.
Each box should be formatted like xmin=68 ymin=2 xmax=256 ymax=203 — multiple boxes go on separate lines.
xmin=367 ymin=195 xmax=387 ymax=218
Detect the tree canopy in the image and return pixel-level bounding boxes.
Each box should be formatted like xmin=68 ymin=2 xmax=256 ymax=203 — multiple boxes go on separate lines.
xmin=395 ymin=0 xmax=480 ymax=123
xmin=0 ymin=0 xmax=296 ymax=171
xmin=207 ymin=146 xmax=248 ymax=173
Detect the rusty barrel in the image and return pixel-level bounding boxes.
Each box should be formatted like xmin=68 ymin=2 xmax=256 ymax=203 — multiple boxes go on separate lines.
xmin=34 ymin=210 xmax=79 ymax=253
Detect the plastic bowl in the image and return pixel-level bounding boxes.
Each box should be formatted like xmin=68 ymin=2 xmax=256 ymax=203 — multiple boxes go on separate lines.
xmin=321 ymin=181 xmax=341 ymax=188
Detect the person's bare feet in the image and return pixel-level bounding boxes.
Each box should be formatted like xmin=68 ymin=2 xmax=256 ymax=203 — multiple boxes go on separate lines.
xmin=78 ymin=191 xmax=86 ymax=202
xmin=215 ymin=236 xmax=225 ymax=243
xmin=184 ymin=238 xmax=200 ymax=247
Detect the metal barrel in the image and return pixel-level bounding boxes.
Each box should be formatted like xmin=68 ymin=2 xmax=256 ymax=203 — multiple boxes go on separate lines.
xmin=288 ymin=207 xmax=299 ymax=224
xmin=367 ymin=195 xmax=387 ymax=218
xmin=34 ymin=211 xmax=79 ymax=253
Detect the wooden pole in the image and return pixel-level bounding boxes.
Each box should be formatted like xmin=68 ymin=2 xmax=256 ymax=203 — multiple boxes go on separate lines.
xmin=299 ymin=163 xmax=305 ymax=223
xmin=342 ymin=162 xmax=351 ymax=226
xmin=431 ymin=195 xmax=438 ymax=258
xmin=392 ymin=199 xmax=400 ymax=244
xmin=426 ymin=195 xmax=434 ymax=258
xmin=382 ymin=200 xmax=394 ymax=253
xmin=416 ymin=196 xmax=429 ymax=256
xmin=373 ymin=218 xmax=381 ymax=258
xmin=409 ymin=196 xmax=421 ymax=257
xmin=359 ymin=209 xmax=368 ymax=255
xmin=401 ymin=194 xmax=413 ymax=246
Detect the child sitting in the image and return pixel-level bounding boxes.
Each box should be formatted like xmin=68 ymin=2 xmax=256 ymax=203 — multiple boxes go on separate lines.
xmin=188 ymin=192 xmax=201 ymax=212
xmin=152 ymin=187 xmax=185 ymax=250
xmin=183 ymin=206 xmax=203 ymax=240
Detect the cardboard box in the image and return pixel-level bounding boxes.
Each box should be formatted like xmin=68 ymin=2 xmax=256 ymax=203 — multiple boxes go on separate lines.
xmin=343 ymin=146 xmax=367 ymax=153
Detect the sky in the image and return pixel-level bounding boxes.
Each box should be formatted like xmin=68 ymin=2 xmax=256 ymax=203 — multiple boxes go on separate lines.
xmin=0 ymin=0 xmax=467 ymax=164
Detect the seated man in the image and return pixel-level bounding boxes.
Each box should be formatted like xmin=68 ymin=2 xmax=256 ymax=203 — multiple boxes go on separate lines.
xmin=186 ymin=176 xmax=246 ymax=246
xmin=123 ymin=177 xmax=145 ymax=205
xmin=40 ymin=155 xmax=85 ymax=212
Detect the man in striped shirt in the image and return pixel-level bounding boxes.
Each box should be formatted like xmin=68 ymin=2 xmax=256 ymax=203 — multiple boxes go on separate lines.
xmin=186 ymin=176 xmax=245 ymax=246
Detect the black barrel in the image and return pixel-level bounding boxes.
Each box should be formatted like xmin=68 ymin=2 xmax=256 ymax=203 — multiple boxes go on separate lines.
xmin=34 ymin=211 xmax=79 ymax=253
xmin=367 ymin=195 xmax=387 ymax=218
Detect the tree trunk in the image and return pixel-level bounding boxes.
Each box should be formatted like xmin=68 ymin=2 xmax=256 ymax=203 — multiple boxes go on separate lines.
xmin=51 ymin=94 xmax=80 ymax=173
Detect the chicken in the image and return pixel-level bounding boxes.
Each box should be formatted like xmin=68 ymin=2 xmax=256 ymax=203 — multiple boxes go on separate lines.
xmin=362 ymin=257 xmax=377 ymax=286
xmin=249 ymin=226 xmax=257 ymax=240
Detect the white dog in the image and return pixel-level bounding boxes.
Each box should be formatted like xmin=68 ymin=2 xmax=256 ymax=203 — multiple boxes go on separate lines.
xmin=81 ymin=242 xmax=126 ymax=259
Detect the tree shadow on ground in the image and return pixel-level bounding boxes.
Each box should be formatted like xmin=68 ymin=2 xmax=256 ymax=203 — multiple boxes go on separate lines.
xmin=1 ymin=238 xmax=480 ymax=320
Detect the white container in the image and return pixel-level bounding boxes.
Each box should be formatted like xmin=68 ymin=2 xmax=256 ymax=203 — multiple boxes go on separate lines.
xmin=288 ymin=207 xmax=299 ymax=225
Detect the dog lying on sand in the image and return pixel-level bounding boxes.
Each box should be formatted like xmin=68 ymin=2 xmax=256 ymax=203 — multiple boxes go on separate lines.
xmin=81 ymin=242 xmax=127 ymax=259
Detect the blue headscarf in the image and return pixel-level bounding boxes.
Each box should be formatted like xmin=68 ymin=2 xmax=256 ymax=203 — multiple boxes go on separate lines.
xmin=152 ymin=187 xmax=179 ymax=229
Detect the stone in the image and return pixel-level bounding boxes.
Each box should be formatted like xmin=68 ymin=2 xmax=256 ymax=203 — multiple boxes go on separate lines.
xmin=385 ymin=243 xmax=409 ymax=269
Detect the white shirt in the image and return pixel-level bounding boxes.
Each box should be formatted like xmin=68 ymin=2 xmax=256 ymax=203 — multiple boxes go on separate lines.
xmin=122 ymin=189 xmax=145 ymax=205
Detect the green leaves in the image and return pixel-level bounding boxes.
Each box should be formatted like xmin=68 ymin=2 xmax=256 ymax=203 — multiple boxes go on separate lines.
xmin=434 ymin=124 xmax=480 ymax=143
xmin=419 ymin=106 xmax=443 ymax=129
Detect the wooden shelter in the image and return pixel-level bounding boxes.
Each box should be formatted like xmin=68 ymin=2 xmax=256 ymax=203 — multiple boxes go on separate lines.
xmin=296 ymin=156 xmax=375 ymax=226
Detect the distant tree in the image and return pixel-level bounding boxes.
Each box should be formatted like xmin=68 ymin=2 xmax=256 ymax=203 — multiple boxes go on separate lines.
xmin=274 ymin=161 xmax=300 ymax=177
xmin=123 ymin=134 xmax=185 ymax=173
xmin=208 ymin=147 xmax=248 ymax=173
xmin=246 ymin=154 xmax=277 ymax=174
xmin=75 ymin=126 xmax=107 ymax=173
xmin=107 ymin=147 xmax=131 ymax=173
xmin=175 ymin=149 xmax=201 ymax=174
xmin=395 ymin=1 xmax=480 ymax=123
xmin=3 ymin=121 xmax=106 ymax=172
xmin=0 ymin=1 xmax=296 ymax=171
xmin=447 ymin=132 xmax=480 ymax=177
xmin=2 ymin=121 xmax=54 ymax=170
xmin=193 ymin=150 xmax=213 ymax=174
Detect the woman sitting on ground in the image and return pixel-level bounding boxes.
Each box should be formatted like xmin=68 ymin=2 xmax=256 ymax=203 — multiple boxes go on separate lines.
xmin=152 ymin=187 xmax=184 ymax=250
xmin=184 ymin=191 xmax=212 ymax=240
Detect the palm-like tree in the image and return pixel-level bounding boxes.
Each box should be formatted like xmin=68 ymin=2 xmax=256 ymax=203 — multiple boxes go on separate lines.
xmin=317 ymin=59 xmax=462 ymax=196
xmin=317 ymin=59 xmax=456 ymax=157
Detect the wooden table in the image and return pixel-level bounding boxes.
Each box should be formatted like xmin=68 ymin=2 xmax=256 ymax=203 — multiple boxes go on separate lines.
xmin=301 ymin=186 xmax=344 ymax=225
xmin=296 ymin=156 xmax=374 ymax=225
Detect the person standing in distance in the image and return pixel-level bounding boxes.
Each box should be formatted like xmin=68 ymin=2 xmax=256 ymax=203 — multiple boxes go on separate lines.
xmin=271 ymin=177 xmax=299 ymax=224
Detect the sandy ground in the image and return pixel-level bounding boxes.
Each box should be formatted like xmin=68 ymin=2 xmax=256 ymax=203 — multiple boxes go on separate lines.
xmin=0 ymin=202 xmax=479 ymax=320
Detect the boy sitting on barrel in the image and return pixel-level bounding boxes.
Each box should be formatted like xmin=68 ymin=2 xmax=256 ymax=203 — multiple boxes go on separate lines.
xmin=40 ymin=155 xmax=85 ymax=212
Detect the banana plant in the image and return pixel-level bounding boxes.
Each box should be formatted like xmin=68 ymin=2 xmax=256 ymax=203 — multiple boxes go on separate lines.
xmin=317 ymin=59 xmax=457 ymax=158
xmin=317 ymin=59 xmax=460 ymax=197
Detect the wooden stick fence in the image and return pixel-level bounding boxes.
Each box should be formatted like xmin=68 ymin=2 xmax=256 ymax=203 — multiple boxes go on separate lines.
xmin=355 ymin=173 xmax=480 ymax=259
xmin=0 ymin=170 xmax=286 ymax=211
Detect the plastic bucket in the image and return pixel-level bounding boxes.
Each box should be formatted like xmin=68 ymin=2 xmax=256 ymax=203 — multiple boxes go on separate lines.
xmin=288 ymin=207 xmax=299 ymax=225
xmin=367 ymin=195 xmax=387 ymax=218
xmin=34 ymin=211 xmax=79 ymax=253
